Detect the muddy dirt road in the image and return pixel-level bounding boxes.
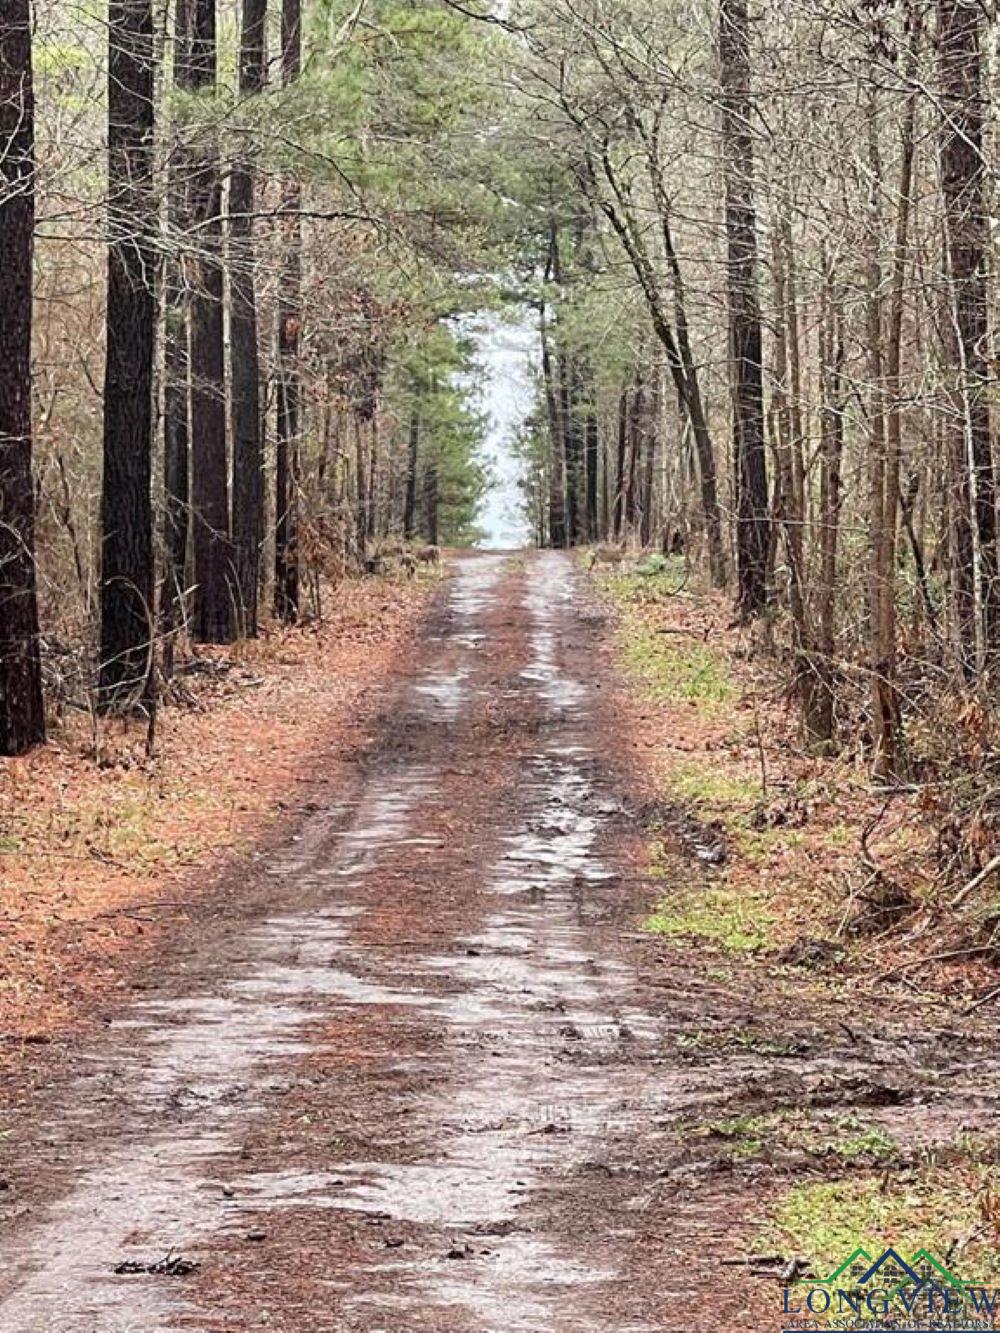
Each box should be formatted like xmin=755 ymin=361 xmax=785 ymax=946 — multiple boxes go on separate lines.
xmin=0 ymin=553 xmax=996 ymax=1332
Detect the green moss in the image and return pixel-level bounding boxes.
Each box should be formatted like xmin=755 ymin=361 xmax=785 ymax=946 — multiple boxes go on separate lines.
xmin=645 ymin=886 xmax=772 ymax=953
xmin=600 ymin=561 xmax=688 ymax=602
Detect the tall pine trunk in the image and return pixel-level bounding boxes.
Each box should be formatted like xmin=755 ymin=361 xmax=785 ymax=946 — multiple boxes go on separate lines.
xmin=189 ymin=0 xmax=233 ymax=644
xmin=939 ymin=0 xmax=998 ymax=672
xmin=0 ymin=0 xmax=45 ymax=752
xmin=229 ymin=0 xmax=266 ymax=636
xmin=162 ymin=0 xmax=193 ymax=676
xmin=100 ymin=0 xmax=156 ymax=706
xmin=870 ymin=25 xmax=918 ymax=779
xmin=274 ymin=0 xmax=302 ymax=620
xmin=720 ymin=0 xmax=768 ymax=618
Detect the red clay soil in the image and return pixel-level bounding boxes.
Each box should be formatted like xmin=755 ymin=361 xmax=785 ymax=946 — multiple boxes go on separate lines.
xmin=0 ymin=553 xmax=996 ymax=1333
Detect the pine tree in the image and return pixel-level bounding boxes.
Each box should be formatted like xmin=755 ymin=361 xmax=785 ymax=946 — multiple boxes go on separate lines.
xmin=229 ymin=0 xmax=267 ymax=636
xmin=274 ymin=0 xmax=302 ymax=621
xmin=99 ymin=0 xmax=157 ymax=707
xmin=0 ymin=0 xmax=45 ymax=752
xmin=189 ymin=0 xmax=233 ymax=644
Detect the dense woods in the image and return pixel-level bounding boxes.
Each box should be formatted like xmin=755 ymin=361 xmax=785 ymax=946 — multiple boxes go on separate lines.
xmin=1 ymin=0 xmax=999 ymax=818
xmin=509 ymin=0 xmax=1000 ymax=812
xmin=0 ymin=0 xmax=495 ymax=752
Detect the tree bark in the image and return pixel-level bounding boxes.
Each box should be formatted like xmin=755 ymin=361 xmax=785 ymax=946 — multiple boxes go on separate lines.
xmin=613 ymin=386 xmax=628 ymax=540
xmin=229 ymin=0 xmax=267 ymax=636
xmin=871 ymin=31 xmax=918 ymax=779
xmin=812 ymin=257 xmax=845 ymax=748
xmin=939 ymin=0 xmax=998 ymax=672
xmin=539 ymin=298 xmax=566 ymax=548
xmin=0 ymin=0 xmax=45 ymax=751
xmin=100 ymin=0 xmax=157 ymax=706
xmin=274 ymin=0 xmax=302 ymax=620
xmin=189 ymin=0 xmax=233 ymax=643
xmin=558 ymin=354 xmax=582 ymax=546
xmin=424 ymin=458 xmax=439 ymax=547
xmin=720 ymin=0 xmax=769 ymax=618
xmin=403 ymin=410 xmax=420 ymax=540
xmin=162 ymin=0 xmax=193 ymax=677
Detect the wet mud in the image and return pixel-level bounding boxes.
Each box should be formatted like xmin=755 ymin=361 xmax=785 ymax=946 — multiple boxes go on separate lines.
xmin=0 ymin=552 xmax=997 ymax=1333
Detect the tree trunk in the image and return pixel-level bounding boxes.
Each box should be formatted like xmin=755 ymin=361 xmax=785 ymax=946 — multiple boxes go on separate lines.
xmin=811 ymin=257 xmax=845 ymax=748
xmin=871 ymin=35 xmax=918 ymax=779
xmin=613 ymin=386 xmax=628 ymax=540
xmin=162 ymin=0 xmax=193 ymax=678
xmin=100 ymin=0 xmax=157 ymax=706
xmin=661 ymin=216 xmax=726 ymax=585
xmin=354 ymin=415 xmax=367 ymax=557
xmin=424 ymin=459 xmax=439 ymax=547
xmin=229 ymin=0 xmax=266 ymax=636
xmin=720 ymin=0 xmax=768 ymax=618
xmin=539 ymin=299 xmax=566 ymax=548
xmin=0 ymin=0 xmax=45 ymax=752
xmin=189 ymin=0 xmax=233 ymax=643
xmin=640 ymin=365 xmax=660 ymax=548
xmin=625 ymin=366 xmax=646 ymax=536
xmin=274 ymin=0 xmax=302 ymax=620
xmin=939 ymin=0 xmax=998 ymax=672
xmin=590 ymin=144 xmax=725 ymax=583
xmin=403 ymin=410 xmax=420 ymax=540
xmin=558 ymin=353 xmax=582 ymax=546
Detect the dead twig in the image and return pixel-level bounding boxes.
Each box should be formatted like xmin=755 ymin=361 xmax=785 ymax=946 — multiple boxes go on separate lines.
xmin=883 ymin=944 xmax=998 ymax=980
xmin=964 ymin=985 xmax=1000 ymax=1017
xmin=950 ymin=853 xmax=1000 ymax=910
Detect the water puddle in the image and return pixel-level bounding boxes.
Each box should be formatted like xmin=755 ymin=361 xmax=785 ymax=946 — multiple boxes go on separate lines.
xmin=0 ymin=556 xmax=508 ymax=1330
xmin=285 ymin=555 xmax=664 ymax=1329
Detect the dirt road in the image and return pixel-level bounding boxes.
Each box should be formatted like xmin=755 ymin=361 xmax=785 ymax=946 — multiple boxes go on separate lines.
xmin=0 ymin=553 xmax=995 ymax=1332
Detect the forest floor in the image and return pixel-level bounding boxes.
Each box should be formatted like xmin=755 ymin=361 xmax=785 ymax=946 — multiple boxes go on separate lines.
xmin=0 ymin=551 xmax=997 ymax=1332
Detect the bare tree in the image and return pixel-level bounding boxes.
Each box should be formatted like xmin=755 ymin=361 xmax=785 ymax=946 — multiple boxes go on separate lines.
xmin=720 ymin=0 xmax=768 ymax=618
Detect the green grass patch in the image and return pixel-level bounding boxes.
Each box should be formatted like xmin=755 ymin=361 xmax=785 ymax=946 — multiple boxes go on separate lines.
xmin=645 ymin=886 xmax=773 ymax=953
xmin=618 ymin=617 xmax=733 ymax=709
xmin=599 ymin=570 xmax=732 ymax=712
xmin=759 ymin=1169 xmax=1000 ymax=1283
xmin=698 ymin=1111 xmax=898 ymax=1165
xmin=668 ymin=764 xmax=759 ymax=807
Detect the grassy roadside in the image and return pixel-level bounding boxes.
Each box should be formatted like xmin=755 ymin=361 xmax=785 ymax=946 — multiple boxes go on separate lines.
xmin=593 ymin=556 xmax=1000 ymax=1290
xmin=596 ymin=558 xmax=997 ymax=993
xmin=0 ymin=573 xmax=435 ymax=1053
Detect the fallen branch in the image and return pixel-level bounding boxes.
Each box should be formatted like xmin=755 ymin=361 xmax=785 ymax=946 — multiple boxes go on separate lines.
xmin=883 ymin=944 xmax=997 ymax=980
xmin=964 ymin=985 xmax=1000 ymax=1017
xmin=950 ymin=854 xmax=1000 ymax=910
